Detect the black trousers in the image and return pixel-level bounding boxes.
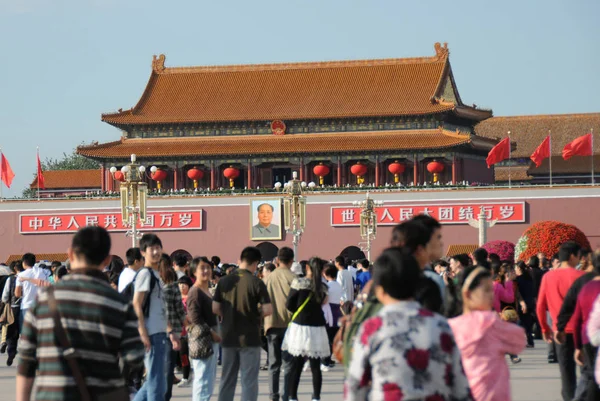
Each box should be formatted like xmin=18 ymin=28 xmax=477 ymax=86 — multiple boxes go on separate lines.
xmin=519 ymin=311 xmax=535 ymax=346
xmin=584 ymin=343 xmax=600 ymax=401
xmin=289 ymin=356 xmax=322 ymax=401
xmin=557 ymin=334 xmax=577 ymax=401
xmin=267 ymin=328 xmax=293 ymax=401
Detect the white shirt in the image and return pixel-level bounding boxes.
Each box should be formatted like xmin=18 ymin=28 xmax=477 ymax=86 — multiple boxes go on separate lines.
xmin=327 ymin=280 xmax=344 ymax=304
xmin=348 ymin=265 xmax=358 ymax=280
xmin=337 ymin=269 xmax=354 ymax=303
xmin=16 ymin=266 xmax=50 ymax=309
xmin=118 ymin=267 xmax=138 ymax=293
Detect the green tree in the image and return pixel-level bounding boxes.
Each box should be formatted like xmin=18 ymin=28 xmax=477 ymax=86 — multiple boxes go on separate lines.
xmin=21 ymin=143 xmax=100 ymax=198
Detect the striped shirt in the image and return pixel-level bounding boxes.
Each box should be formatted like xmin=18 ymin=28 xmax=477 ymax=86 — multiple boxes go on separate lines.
xmin=18 ymin=269 xmax=144 ymax=401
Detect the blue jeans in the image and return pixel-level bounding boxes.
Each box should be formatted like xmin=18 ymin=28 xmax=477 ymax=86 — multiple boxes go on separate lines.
xmin=191 ymin=343 xmax=219 ymax=401
xmin=133 ymin=333 xmax=169 ymax=401
xmin=19 ymin=309 xmax=27 ymax=334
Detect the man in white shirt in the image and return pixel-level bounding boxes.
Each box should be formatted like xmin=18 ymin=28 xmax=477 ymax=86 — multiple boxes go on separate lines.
xmin=118 ymin=247 xmax=144 ymax=293
xmin=15 ymin=253 xmax=50 ymax=332
xmin=335 ymin=256 xmax=354 ymax=303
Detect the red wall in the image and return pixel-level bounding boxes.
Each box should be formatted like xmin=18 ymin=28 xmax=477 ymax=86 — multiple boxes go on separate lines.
xmin=1 ymin=188 xmax=599 ymax=264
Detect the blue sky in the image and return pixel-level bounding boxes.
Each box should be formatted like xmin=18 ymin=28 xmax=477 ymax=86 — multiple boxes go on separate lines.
xmin=0 ymin=0 xmax=598 ymax=197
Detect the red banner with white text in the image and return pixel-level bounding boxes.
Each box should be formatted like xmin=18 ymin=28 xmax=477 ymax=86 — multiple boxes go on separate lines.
xmin=20 ymin=210 xmax=203 ymax=234
xmin=331 ymin=202 xmax=525 ymax=226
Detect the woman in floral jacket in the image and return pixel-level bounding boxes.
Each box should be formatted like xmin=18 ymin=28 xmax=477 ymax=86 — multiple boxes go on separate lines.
xmin=345 ymin=248 xmax=472 ymax=401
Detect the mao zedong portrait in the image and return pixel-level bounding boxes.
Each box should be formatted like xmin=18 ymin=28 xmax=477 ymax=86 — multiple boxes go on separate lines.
xmin=252 ymin=203 xmax=280 ymax=239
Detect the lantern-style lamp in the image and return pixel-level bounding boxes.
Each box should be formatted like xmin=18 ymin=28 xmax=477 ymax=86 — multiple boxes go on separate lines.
xmin=312 ymin=163 xmax=330 ymax=186
xmin=150 ymin=166 xmax=167 ymax=190
xmin=350 ymin=163 xmax=368 ymax=185
xmin=223 ymin=166 xmax=240 ymax=188
xmin=427 ymin=161 xmax=445 ymax=183
xmin=388 ymin=161 xmax=405 ymax=184
xmin=187 ymin=168 xmax=204 ymax=189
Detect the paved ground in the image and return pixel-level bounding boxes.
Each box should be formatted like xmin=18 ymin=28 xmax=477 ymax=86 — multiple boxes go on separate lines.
xmin=0 ymin=340 xmax=562 ymax=400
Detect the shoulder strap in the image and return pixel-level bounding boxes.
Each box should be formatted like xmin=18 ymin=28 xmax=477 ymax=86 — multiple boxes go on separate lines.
xmin=47 ymin=287 xmax=92 ymax=401
xmin=289 ymin=293 xmax=312 ymax=325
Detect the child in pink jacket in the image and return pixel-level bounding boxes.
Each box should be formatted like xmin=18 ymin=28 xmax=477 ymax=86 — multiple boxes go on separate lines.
xmin=449 ymin=266 xmax=526 ymax=401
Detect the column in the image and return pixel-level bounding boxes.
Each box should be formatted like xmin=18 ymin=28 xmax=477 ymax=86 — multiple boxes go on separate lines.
xmin=299 ymin=158 xmax=304 ymax=182
xmin=337 ymin=157 xmax=342 ymax=187
xmin=210 ymin=161 xmax=216 ymax=190
xmin=452 ymin=156 xmax=457 ymax=185
xmin=413 ymin=155 xmax=419 ymax=185
xmin=247 ymin=161 xmax=252 ymax=189
xmin=100 ymin=164 xmax=106 ymax=192
xmin=375 ymin=158 xmax=380 ymax=187
xmin=173 ymin=166 xmax=179 ymax=191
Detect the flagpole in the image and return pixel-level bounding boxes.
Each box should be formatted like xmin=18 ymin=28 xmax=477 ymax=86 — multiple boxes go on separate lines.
xmin=508 ymin=131 xmax=512 ymax=188
xmin=592 ymin=128 xmax=595 ymax=186
xmin=37 ymin=146 xmax=40 ymax=202
xmin=549 ymin=130 xmax=553 ymax=187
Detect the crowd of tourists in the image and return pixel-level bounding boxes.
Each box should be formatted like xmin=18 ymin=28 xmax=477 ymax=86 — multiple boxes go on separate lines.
xmin=3 ymin=214 xmax=600 ymax=401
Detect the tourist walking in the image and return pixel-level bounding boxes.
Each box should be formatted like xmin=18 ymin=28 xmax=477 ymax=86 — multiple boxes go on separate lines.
xmin=282 ymin=257 xmax=331 ymax=401
xmin=162 ymin=262 xmax=186 ymax=400
xmin=188 ymin=257 xmax=221 ymax=401
xmin=355 ymin=259 xmax=371 ymax=291
xmin=264 ymin=247 xmax=296 ymax=401
xmin=0 ymin=261 xmax=20 ymax=366
xmin=345 ymin=248 xmax=471 ymax=401
xmin=16 ymin=226 xmax=144 ymax=401
xmin=449 ymin=265 xmax=526 ymax=401
xmin=15 ymin=253 xmax=50 ymax=332
xmin=537 ymin=241 xmax=586 ymax=401
xmin=213 ymin=247 xmax=272 ymax=401
xmin=133 ymin=234 xmax=177 ymax=401
xmin=515 ymin=261 xmax=536 ymax=347
xmin=335 ymin=256 xmax=354 ymax=303
xmin=177 ymin=275 xmax=193 ymax=388
xmin=118 ymin=247 xmax=144 ymax=292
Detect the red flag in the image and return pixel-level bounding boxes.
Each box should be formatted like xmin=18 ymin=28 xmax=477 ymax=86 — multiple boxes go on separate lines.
xmin=530 ymin=136 xmax=551 ymax=167
xmin=486 ymin=137 xmax=511 ymax=168
xmin=36 ymin=151 xmax=46 ymax=190
xmin=0 ymin=153 xmax=15 ymax=188
xmin=563 ymin=133 xmax=593 ymax=160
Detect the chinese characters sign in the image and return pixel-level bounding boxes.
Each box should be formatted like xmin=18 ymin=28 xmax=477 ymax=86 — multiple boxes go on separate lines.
xmin=19 ymin=210 xmax=203 ymax=234
xmin=331 ymin=202 xmax=525 ymax=226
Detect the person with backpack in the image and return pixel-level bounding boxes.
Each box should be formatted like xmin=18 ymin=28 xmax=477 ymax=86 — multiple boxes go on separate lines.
xmin=0 ymin=262 xmax=21 ymax=366
xmin=131 ymin=233 xmax=179 ymax=401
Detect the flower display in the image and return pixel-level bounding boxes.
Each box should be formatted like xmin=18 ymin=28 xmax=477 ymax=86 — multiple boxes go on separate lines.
xmin=482 ymin=240 xmax=515 ymax=262
xmin=515 ymin=220 xmax=591 ymax=262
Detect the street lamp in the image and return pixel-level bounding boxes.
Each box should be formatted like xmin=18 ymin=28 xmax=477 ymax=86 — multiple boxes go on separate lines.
xmin=352 ymin=192 xmax=383 ymax=261
xmin=110 ymin=154 xmax=148 ymax=247
xmin=283 ymin=171 xmax=307 ymax=261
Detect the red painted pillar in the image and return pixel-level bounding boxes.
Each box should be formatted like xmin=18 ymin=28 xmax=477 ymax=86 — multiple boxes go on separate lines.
xmin=247 ymin=161 xmax=252 ymax=189
xmin=173 ymin=167 xmax=179 ymax=191
xmin=299 ymin=158 xmax=304 ymax=182
xmin=100 ymin=164 xmax=106 ymax=192
xmin=413 ymin=156 xmax=419 ymax=185
xmin=210 ymin=162 xmax=216 ymax=190
xmin=375 ymin=159 xmax=380 ymax=187
xmin=452 ymin=156 xmax=457 ymax=185
xmin=337 ymin=158 xmax=342 ymax=186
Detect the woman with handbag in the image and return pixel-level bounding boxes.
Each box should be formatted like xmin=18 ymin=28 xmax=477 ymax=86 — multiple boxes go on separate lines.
xmin=282 ymin=257 xmax=330 ymax=401
xmin=187 ymin=257 xmax=222 ymax=401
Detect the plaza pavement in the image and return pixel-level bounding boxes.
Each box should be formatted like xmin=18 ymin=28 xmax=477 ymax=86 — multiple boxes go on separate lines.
xmin=0 ymin=340 xmax=561 ymax=400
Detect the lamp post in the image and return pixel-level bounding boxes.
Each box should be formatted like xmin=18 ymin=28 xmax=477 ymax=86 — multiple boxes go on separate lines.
xmin=353 ymin=192 xmax=383 ymax=261
xmin=282 ymin=171 xmax=307 ymax=261
xmin=109 ymin=154 xmax=149 ymax=247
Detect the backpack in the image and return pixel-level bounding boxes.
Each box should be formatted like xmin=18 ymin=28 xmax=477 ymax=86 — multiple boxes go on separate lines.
xmin=122 ymin=267 xmax=159 ymax=317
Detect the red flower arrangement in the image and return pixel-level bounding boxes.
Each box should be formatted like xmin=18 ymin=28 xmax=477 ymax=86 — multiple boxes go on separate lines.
xmin=482 ymin=240 xmax=515 ymax=262
xmin=516 ymin=221 xmax=591 ymax=262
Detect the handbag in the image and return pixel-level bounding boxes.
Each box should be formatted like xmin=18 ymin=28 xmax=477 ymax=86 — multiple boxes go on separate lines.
xmin=47 ymin=287 xmax=129 ymax=401
xmin=188 ymin=323 xmax=214 ymax=359
xmin=0 ymin=277 xmax=16 ymax=326
xmin=501 ymin=306 xmax=519 ymax=323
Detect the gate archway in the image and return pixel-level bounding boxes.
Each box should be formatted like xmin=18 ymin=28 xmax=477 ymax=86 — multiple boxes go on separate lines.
xmin=256 ymin=242 xmax=279 ymax=262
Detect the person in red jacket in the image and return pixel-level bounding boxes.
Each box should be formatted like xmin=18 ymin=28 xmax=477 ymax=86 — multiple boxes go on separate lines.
xmin=536 ymin=241 xmax=585 ymax=401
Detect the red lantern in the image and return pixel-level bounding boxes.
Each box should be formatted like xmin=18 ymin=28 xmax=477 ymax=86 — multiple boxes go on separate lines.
xmin=313 ymin=163 xmax=330 ymax=185
xmin=388 ymin=162 xmax=405 ymax=183
xmin=114 ymin=171 xmax=125 ymax=182
xmin=187 ymin=168 xmax=204 ymax=189
xmin=350 ymin=163 xmax=368 ymax=185
xmin=427 ymin=161 xmax=445 ymax=183
xmin=223 ymin=166 xmax=240 ymax=188
xmin=151 ymin=169 xmax=168 ymax=190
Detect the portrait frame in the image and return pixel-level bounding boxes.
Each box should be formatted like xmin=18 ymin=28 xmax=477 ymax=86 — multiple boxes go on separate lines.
xmin=250 ymin=198 xmax=283 ymax=241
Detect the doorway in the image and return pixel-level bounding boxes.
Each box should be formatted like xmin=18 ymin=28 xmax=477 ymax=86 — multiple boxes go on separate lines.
xmin=272 ymin=168 xmax=292 ymax=186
